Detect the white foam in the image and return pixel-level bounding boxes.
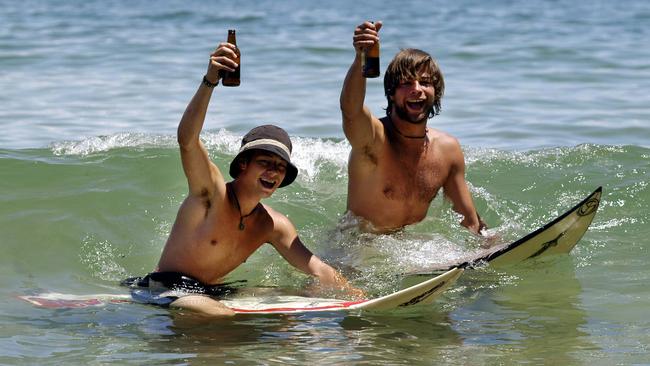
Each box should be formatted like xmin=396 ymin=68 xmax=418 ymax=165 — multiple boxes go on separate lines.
xmin=290 ymin=137 xmax=350 ymax=182
xmin=49 ymin=130 xmax=351 ymax=178
xmin=51 ymin=132 xmax=176 ymax=156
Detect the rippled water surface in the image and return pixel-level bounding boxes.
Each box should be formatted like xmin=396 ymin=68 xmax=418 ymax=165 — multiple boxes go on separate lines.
xmin=1 ymin=0 xmax=649 ymax=364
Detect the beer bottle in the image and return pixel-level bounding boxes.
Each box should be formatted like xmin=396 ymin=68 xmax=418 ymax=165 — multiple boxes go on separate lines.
xmin=220 ymin=29 xmax=241 ymax=87
xmin=362 ymin=22 xmax=380 ymax=78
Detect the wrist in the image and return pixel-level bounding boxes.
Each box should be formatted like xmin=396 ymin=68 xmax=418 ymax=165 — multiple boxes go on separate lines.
xmin=202 ymin=74 xmax=219 ymax=88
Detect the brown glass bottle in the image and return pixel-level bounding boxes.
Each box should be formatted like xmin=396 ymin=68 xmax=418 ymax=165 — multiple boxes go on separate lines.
xmin=362 ymin=22 xmax=380 ymax=78
xmin=220 ymin=29 xmax=240 ymax=86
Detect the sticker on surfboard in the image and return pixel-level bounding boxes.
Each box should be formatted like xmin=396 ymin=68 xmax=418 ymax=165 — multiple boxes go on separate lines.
xmin=18 ymin=267 xmax=463 ymax=314
xmin=405 ymin=186 xmax=602 ymax=278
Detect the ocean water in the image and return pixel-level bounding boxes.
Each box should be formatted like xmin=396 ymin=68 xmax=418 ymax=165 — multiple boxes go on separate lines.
xmin=1 ymin=0 xmax=649 ymax=364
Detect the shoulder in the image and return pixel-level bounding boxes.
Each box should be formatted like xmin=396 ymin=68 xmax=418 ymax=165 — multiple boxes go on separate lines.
xmin=430 ymin=129 xmax=460 ymax=148
xmin=263 ymin=204 xmax=290 ymax=225
xmin=430 ymin=129 xmax=465 ymax=163
xmin=432 ymin=129 xmax=461 ymax=151
xmin=261 ymin=204 xmax=297 ymax=241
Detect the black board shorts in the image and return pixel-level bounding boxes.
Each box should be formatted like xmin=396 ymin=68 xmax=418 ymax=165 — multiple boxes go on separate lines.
xmin=120 ymin=272 xmax=244 ymax=307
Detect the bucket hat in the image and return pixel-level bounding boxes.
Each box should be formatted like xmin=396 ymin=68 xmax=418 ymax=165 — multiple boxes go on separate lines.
xmin=229 ymin=125 xmax=298 ymax=187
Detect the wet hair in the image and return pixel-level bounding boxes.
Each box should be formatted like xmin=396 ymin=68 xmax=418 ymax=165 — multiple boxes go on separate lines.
xmin=384 ymin=48 xmax=445 ymax=118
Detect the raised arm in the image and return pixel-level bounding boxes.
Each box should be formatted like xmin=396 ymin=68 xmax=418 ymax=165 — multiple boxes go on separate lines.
xmin=268 ymin=210 xmax=365 ymax=298
xmin=177 ymin=42 xmax=239 ymax=197
xmin=340 ymin=21 xmax=383 ymax=149
xmin=442 ymin=138 xmax=486 ymax=235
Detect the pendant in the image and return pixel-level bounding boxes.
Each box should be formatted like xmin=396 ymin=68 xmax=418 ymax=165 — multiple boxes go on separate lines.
xmin=239 ymin=221 xmax=245 ymax=231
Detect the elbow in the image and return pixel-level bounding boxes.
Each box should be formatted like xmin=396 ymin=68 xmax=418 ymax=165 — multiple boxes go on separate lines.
xmin=177 ymin=130 xmax=190 ymax=149
xmin=340 ymin=96 xmax=362 ymax=119
xmin=340 ymin=91 xmax=357 ymax=116
xmin=177 ymin=129 xmax=196 ymax=151
xmin=341 ymin=109 xmax=362 ymax=131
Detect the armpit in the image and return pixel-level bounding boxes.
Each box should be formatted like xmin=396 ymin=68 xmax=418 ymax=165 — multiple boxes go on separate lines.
xmin=199 ymin=188 xmax=212 ymax=215
xmin=362 ymin=145 xmax=378 ymax=165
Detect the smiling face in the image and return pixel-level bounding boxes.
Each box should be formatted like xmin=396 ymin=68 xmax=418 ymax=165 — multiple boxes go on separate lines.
xmin=384 ymin=48 xmax=445 ymax=120
xmin=391 ymin=67 xmax=436 ymax=124
xmin=237 ymin=151 xmax=288 ymax=197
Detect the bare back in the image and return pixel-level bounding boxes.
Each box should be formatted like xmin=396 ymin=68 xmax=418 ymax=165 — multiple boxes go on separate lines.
xmin=346 ymin=117 xmax=462 ymax=231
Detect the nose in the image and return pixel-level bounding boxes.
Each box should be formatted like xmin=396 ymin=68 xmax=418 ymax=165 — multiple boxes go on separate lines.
xmin=412 ymin=80 xmax=424 ymax=92
xmin=403 ymin=81 xmax=423 ymax=96
xmin=266 ymin=162 xmax=285 ymax=174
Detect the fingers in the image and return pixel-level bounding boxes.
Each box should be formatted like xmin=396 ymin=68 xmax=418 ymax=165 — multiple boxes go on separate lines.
xmin=207 ymin=42 xmax=239 ymax=74
xmin=357 ymin=20 xmax=382 ymax=33
xmin=353 ymin=20 xmax=382 ymax=51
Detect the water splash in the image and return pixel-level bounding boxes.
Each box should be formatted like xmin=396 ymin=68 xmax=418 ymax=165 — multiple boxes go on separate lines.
xmin=79 ymin=235 xmax=129 ymax=281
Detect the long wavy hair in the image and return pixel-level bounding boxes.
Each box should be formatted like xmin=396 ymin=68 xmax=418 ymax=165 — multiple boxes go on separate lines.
xmin=384 ymin=48 xmax=445 ymax=118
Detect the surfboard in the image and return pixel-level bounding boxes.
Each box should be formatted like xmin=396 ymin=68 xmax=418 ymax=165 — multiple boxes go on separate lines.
xmin=18 ymin=267 xmax=463 ymax=314
xmin=405 ymin=186 xmax=602 ymax=278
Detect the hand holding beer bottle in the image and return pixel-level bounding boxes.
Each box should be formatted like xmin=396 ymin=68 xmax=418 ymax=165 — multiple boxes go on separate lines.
xmin=353 ymin=21 xmax=382 ymax=78
xmin=220 ymin=29 xmax=240 ymax=86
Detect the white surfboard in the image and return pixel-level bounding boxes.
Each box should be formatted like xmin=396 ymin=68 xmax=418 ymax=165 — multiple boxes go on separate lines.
xmin=18 ymin=267 xmax=463 ymax=314
xmin=406 ymin=187 xmax=602 ymax=278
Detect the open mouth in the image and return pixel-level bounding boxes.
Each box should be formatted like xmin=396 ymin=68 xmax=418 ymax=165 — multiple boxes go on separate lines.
xmin=260 ymin=178 xmax=276 ymax=189
xmin=406 ymin=99 xmax=425 ymax=111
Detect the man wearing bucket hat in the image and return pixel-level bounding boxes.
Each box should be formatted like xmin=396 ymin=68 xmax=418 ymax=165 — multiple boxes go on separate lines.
xmin=123 ymin=42 xmax=363 ymax=316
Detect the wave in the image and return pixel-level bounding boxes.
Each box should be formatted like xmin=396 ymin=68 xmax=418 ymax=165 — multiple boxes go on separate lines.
xmin=2 ymin=133 xmax=647 ymax=290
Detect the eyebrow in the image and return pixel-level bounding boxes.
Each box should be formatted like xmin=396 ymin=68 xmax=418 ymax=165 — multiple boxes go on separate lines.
xmin=400 ymin=77 xmax=433 ymax=84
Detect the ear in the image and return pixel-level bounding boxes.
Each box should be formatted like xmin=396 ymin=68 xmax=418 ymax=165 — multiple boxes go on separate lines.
xmin=238 ymin=158 xmax=248 ymax=172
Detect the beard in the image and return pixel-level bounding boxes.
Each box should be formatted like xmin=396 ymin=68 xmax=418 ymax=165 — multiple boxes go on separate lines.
xmin=393 ymin=102 xmax=432 ymax=125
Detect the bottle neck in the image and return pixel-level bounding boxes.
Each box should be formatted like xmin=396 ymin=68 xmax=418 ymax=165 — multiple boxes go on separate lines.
xmin=227 ymin=30 xmax=236 ymax=45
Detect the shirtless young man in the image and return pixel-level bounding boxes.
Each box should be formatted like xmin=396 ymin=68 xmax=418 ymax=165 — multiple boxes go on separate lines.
xmin=340 ymin=21 xmax=486 ymax=234
xmin=126 ymin=41 xmax=362 ymax=316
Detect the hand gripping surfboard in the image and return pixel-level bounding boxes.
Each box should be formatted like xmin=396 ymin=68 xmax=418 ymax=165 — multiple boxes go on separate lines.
xmin=405 ymin=187 xmax=602 ymax=278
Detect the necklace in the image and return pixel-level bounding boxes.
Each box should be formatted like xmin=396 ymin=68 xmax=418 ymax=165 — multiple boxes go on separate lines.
xmin=394 ymin=126 xmax=428 ymax=139
xmin=228 ymin=183 xmax=257 ymax=231
xmin=389 ymin=116 xmax=428 ymax=139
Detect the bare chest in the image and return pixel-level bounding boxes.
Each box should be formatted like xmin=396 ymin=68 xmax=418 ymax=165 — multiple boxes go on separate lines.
xmin=199 ymin=211 xmax=267 ymax=260
xmin=377 ymin=146 xmax=449 ymax=202
xmin=161 ymin=203 xmax=270 ymax=282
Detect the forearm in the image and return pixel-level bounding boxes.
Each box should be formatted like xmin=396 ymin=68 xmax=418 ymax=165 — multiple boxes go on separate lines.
xmin=475 ymin=211 xmax=488 ymax=232
xmin=445 ymin=179 xmax=485 ymax=235
xmin=340 ymin=55 xmax=367 ymax=123
xmin=449 ymin=184 xmax=483 ymax=234
xmin=177 ymin=79 xmax=216 ymax=148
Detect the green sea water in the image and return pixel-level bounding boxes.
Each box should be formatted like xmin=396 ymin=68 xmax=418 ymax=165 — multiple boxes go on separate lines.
xmin=1 ymin=135 xmax=648 ymax=364
xmin=2 ymin=0 xmax=650 ymax=363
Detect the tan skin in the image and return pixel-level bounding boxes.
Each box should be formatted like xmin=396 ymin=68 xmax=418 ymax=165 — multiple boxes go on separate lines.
xmin=341 ymin=21 xmax=484 ymax=234
xmin=157 ymin=42 xmax=363 ymax=316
